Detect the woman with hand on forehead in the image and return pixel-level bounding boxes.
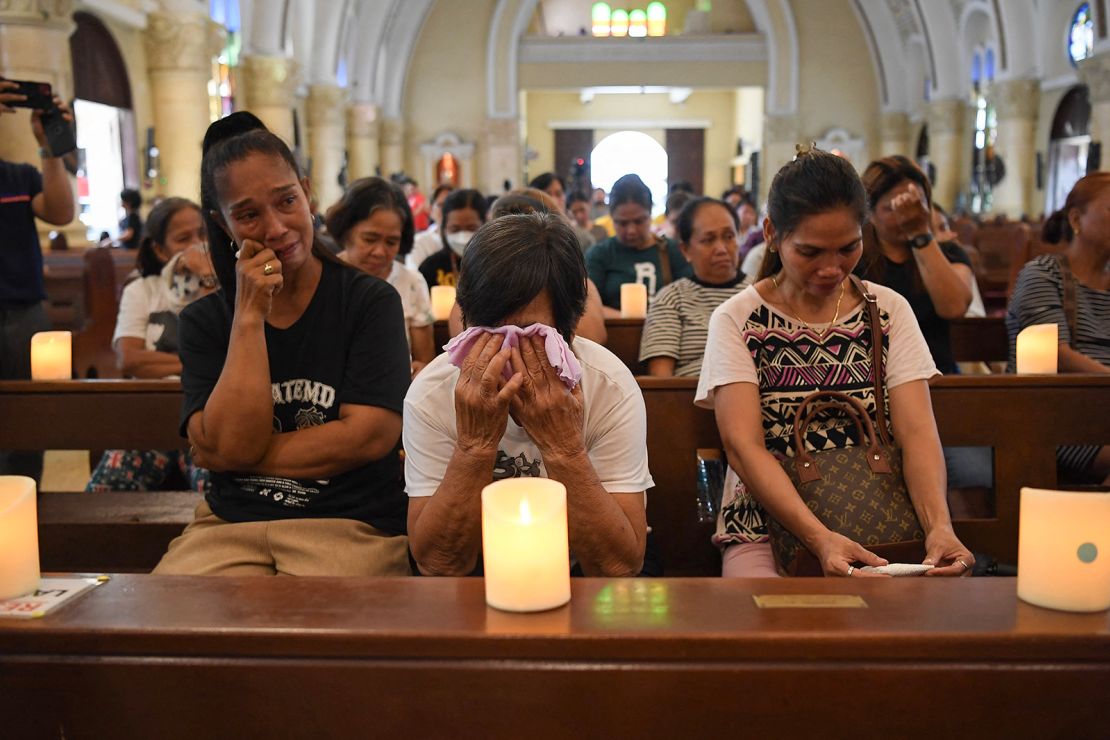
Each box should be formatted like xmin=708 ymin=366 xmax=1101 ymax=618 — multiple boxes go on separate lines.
xmin=153 ymin=112 xmax=413 ymax=577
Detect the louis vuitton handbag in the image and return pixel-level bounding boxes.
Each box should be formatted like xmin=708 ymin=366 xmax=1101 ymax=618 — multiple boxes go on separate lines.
xmin=767 ymin=277 xmax=926 ymax=576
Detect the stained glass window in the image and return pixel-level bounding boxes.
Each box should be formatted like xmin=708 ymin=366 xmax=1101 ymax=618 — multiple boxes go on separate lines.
xmin=1068 ymin=3 xmax=1094 ymax=66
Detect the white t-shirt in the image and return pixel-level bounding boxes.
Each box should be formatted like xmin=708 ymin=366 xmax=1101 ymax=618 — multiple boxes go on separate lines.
xmin=386 ymin=261 xmax=434 ymax=340
xmin=113 ymin=273 xmax=181 ymax=352
xmin=407 ymin=228 xmax=442 ymax=271
xmin=404 ymin=336 xmax=654 ymax=499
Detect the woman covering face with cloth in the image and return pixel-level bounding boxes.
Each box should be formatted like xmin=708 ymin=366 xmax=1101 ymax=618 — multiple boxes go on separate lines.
xmin=153 ymin=112 xmax=413 ymax=577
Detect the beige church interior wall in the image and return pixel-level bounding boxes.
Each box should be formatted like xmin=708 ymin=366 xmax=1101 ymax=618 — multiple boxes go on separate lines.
xmin=788 ymin=0 xmax=881 ymax=171
xmin=523 ymin=89 xmax=740 ymax=198
xmin=1033 ymin=83 xmax=1073 ymax=216
xmin=518 ymin=60 xmax=766 ymax=89
xmin=402 ymin=0 xmax=498 ymax=190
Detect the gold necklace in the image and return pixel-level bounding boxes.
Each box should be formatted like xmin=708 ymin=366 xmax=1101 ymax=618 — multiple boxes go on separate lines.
xmin=773 ymin=274 xmax=845 ymax=338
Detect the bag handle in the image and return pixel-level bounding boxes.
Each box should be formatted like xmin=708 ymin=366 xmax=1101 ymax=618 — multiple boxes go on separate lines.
xmin=790 ymin=390 xmax=892 ymax=483
xmin=1055 ymin=253 xmax=1078 ymax=350
xmin=848 ymin=275 xmax=893 ymax=447
xmin=656 ymin=236 xmax=673 ymax=287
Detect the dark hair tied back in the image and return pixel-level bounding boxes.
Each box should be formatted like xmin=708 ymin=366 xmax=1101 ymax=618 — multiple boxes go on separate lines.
xmin=136 ymin=197 xmax=201 ymax=277
xmin=1041 ymin=209 xmax=1072 ymax=244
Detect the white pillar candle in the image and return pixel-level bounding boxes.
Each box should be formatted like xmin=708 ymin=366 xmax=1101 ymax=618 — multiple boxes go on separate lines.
xmin=1018 ymin=487 xmax=1110 ymax=612
xmin=1015 ymin=324 xmax=1058 ymax=374
xmin=30 ymin=330 xmax=72 ymax=380
xmin=0 ymin=476 xmax=40 ymax=600
xmin=430 ymin=285 xmax=456 ymax=321
xmin=620 ymin=283 xmax=648 ymax=319
xmin=482 ymin=478 xmax=571 ymax=613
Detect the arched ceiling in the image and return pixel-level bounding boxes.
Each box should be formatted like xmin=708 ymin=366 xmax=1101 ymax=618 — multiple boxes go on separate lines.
xmin=223 ymin=0 xmax=1088 ymax=118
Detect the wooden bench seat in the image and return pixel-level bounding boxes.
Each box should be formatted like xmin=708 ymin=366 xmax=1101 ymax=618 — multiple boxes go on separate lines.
xmin=7 ymin=375 xmax=1109 ymax=576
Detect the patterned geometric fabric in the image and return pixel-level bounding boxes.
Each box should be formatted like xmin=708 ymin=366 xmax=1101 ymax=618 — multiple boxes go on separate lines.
xmin=718 ymin=304 xmax=892 ymax=543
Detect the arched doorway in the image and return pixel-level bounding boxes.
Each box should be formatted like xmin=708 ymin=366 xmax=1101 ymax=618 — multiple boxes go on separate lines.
xmin=70 ymin=11 xmax=136 ymax=241
xmin=590 ymin=131 xmax=668 ymax=216
xmin=1045 ymin=85 xmax=1091 ymax=214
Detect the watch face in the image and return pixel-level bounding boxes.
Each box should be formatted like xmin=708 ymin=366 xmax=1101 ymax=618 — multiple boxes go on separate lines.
xmin=909 ymin=234 xmax=932 ymax=249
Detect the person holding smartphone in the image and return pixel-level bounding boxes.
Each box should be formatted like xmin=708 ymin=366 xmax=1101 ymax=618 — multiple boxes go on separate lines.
xmin=0 ymin=79 xmax=75 ymax=483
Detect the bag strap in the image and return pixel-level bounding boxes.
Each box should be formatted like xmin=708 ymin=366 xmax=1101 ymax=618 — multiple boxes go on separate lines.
xmin=1055 ymin=253 xmax=1078 ymax=350
xmin=848 ymin=275 xmax=893 ymax=447
xmin=656 ymin=236 xmax=673 ymax=286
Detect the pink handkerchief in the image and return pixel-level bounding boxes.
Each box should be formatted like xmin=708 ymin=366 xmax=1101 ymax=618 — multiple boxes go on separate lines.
xmin=444 ymin=324 xmax=583 ymax=389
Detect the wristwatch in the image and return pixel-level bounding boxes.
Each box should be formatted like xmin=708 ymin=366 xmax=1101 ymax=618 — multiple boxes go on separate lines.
xmin=38 ymin=146 xmax=56 ymax=159
xmin=906 ymin=232 xmax=933 ymax=249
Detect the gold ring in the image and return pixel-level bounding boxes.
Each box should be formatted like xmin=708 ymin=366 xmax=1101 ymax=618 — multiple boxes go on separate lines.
xmin=957 ymin=559 xmax=969 ymax=571
xmin=263 ymin=262 xmax=274 ymax=276
xmin=846 ymin=565 xmax=855 ymax=577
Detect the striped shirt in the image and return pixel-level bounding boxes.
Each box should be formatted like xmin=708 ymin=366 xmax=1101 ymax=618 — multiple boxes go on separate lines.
xmin=639 ymin=276 xmax=747 ymax=377
xmin=1006 ymin=254 xmax=1110 ymax=473
xmin=1006 ymin=254 xmax=1110 ymax=370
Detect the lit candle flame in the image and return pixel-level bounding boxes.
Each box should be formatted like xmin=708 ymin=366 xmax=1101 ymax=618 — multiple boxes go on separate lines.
xmin=519 ymin=496 xmax=533 ymax=525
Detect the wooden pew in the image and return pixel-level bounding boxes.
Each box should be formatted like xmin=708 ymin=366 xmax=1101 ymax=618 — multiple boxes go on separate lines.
xmin=640 ymin=375 xmax=1110 ymax=575
xmin=2 ymin=576 xmax=1107 ymax=737
xmin=5 ymin=376 xmax=1108 ymax=576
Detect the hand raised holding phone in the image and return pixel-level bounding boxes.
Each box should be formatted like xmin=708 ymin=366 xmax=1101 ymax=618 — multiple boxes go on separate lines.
xmin=234 ymin=238 xmax=283 ymax=321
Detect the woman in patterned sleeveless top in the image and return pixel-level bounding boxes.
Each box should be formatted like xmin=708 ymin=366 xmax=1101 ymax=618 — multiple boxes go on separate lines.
xmin=695 ymin=148 xmax=973 ymax=578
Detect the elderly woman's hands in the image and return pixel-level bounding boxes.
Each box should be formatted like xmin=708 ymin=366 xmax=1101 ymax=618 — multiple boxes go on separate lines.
xmin=454 ymin=333 xmax=523 ymax=455
xmin=923 ymin=526 xmax=975 ymax=577
xmin=507 ymin=335 xmax=587 ymax=461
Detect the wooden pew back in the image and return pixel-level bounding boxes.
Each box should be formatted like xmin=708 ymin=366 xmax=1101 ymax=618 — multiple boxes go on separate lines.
xmin=640 ymin=375 xmax=1110 ymax=575
xmin=5 ymin=376 xmax=1108 ymax=575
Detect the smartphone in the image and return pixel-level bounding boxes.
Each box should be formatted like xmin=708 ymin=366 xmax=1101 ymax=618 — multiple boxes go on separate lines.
xmin=2 ymin=79 xmax=54 ymax=110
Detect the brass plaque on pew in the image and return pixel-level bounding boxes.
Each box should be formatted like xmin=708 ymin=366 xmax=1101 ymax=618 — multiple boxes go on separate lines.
xmin=753 ymin=594 xmax=868 ymax=609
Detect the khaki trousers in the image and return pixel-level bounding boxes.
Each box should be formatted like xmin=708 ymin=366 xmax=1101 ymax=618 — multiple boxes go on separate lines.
xmin=153 ymin=501 xmax=412 ymax=576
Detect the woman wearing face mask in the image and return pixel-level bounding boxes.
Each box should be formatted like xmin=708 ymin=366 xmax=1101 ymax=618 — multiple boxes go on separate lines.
xmin=418 ymin=188 xmax=487 ymax=289
xmin=585 ymin=173 xmax=692 ymax=317
xmin=86 ymin=197 xmax=217 ymax=493
xmin=330 ymin=177 xmax=436 ymax=376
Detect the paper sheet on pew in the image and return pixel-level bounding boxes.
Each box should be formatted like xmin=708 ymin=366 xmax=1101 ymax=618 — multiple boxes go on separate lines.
xmin=0 ymin=576 xmax=106 ymax=619
xmin=859 ymin=564 xmax=935 ymax=577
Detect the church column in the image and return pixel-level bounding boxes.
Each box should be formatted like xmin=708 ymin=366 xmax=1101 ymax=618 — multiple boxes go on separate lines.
xmin=380 ymin=117 xmax=405 ymax=179
xmin=144 ymin=8 xmax=224 ymax=200
xmin=926 ymin=99 xmax=966 ymax=212
xmin=305 ymin=84 xmax=346 ymax=212
xmin=760 ymin=113 xmax=800 ymax=205
xmin=0 ymin=2 xmax=79 ymax=241
xmin=1079 ymin=52 xmax=1110 ymax=153
xmin=991 ymin=79 xmax=1039 ymax=219
xmin=238 ymin=55 xmax=298 ymax=146
xmin=346 ymin=103 xmax=381 ymax=180
xmin=482 ymin=117 xmax=521 ymax=194
xmin=879 ymin=111 xmax=911 ymax=158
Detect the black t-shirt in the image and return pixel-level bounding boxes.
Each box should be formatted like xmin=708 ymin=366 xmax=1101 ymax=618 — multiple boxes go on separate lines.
xmin=860 ymin=240 xmax=971 ymax=374
xmin=0 ymin=161 xmax=46 ymax=306
xmin=418 ymin=248 xmax=458 ymax=289
xmin=178 ymin=259 xmax=412 ymax=533
xmin=119 ymin=212 xmax=142 ymax=249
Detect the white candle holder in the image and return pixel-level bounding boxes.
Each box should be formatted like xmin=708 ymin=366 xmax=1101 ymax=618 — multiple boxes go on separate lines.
xmin=30 ymin=331 xmax=72 ymax=380
xmin=620 ymin=283 xmax=647 ymax=319
xmin=1017 ymin=487 xmax=1110 ymax=612
xmin=1015 ymin=324 xmax=1058 ymax=374
xmin=481 ymin=478 xmax=571 ymax=613
xmin=431 ymin=285 xmax=456 ymax=321
xmin=0 ymin=476 xmax=40 ymax=600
